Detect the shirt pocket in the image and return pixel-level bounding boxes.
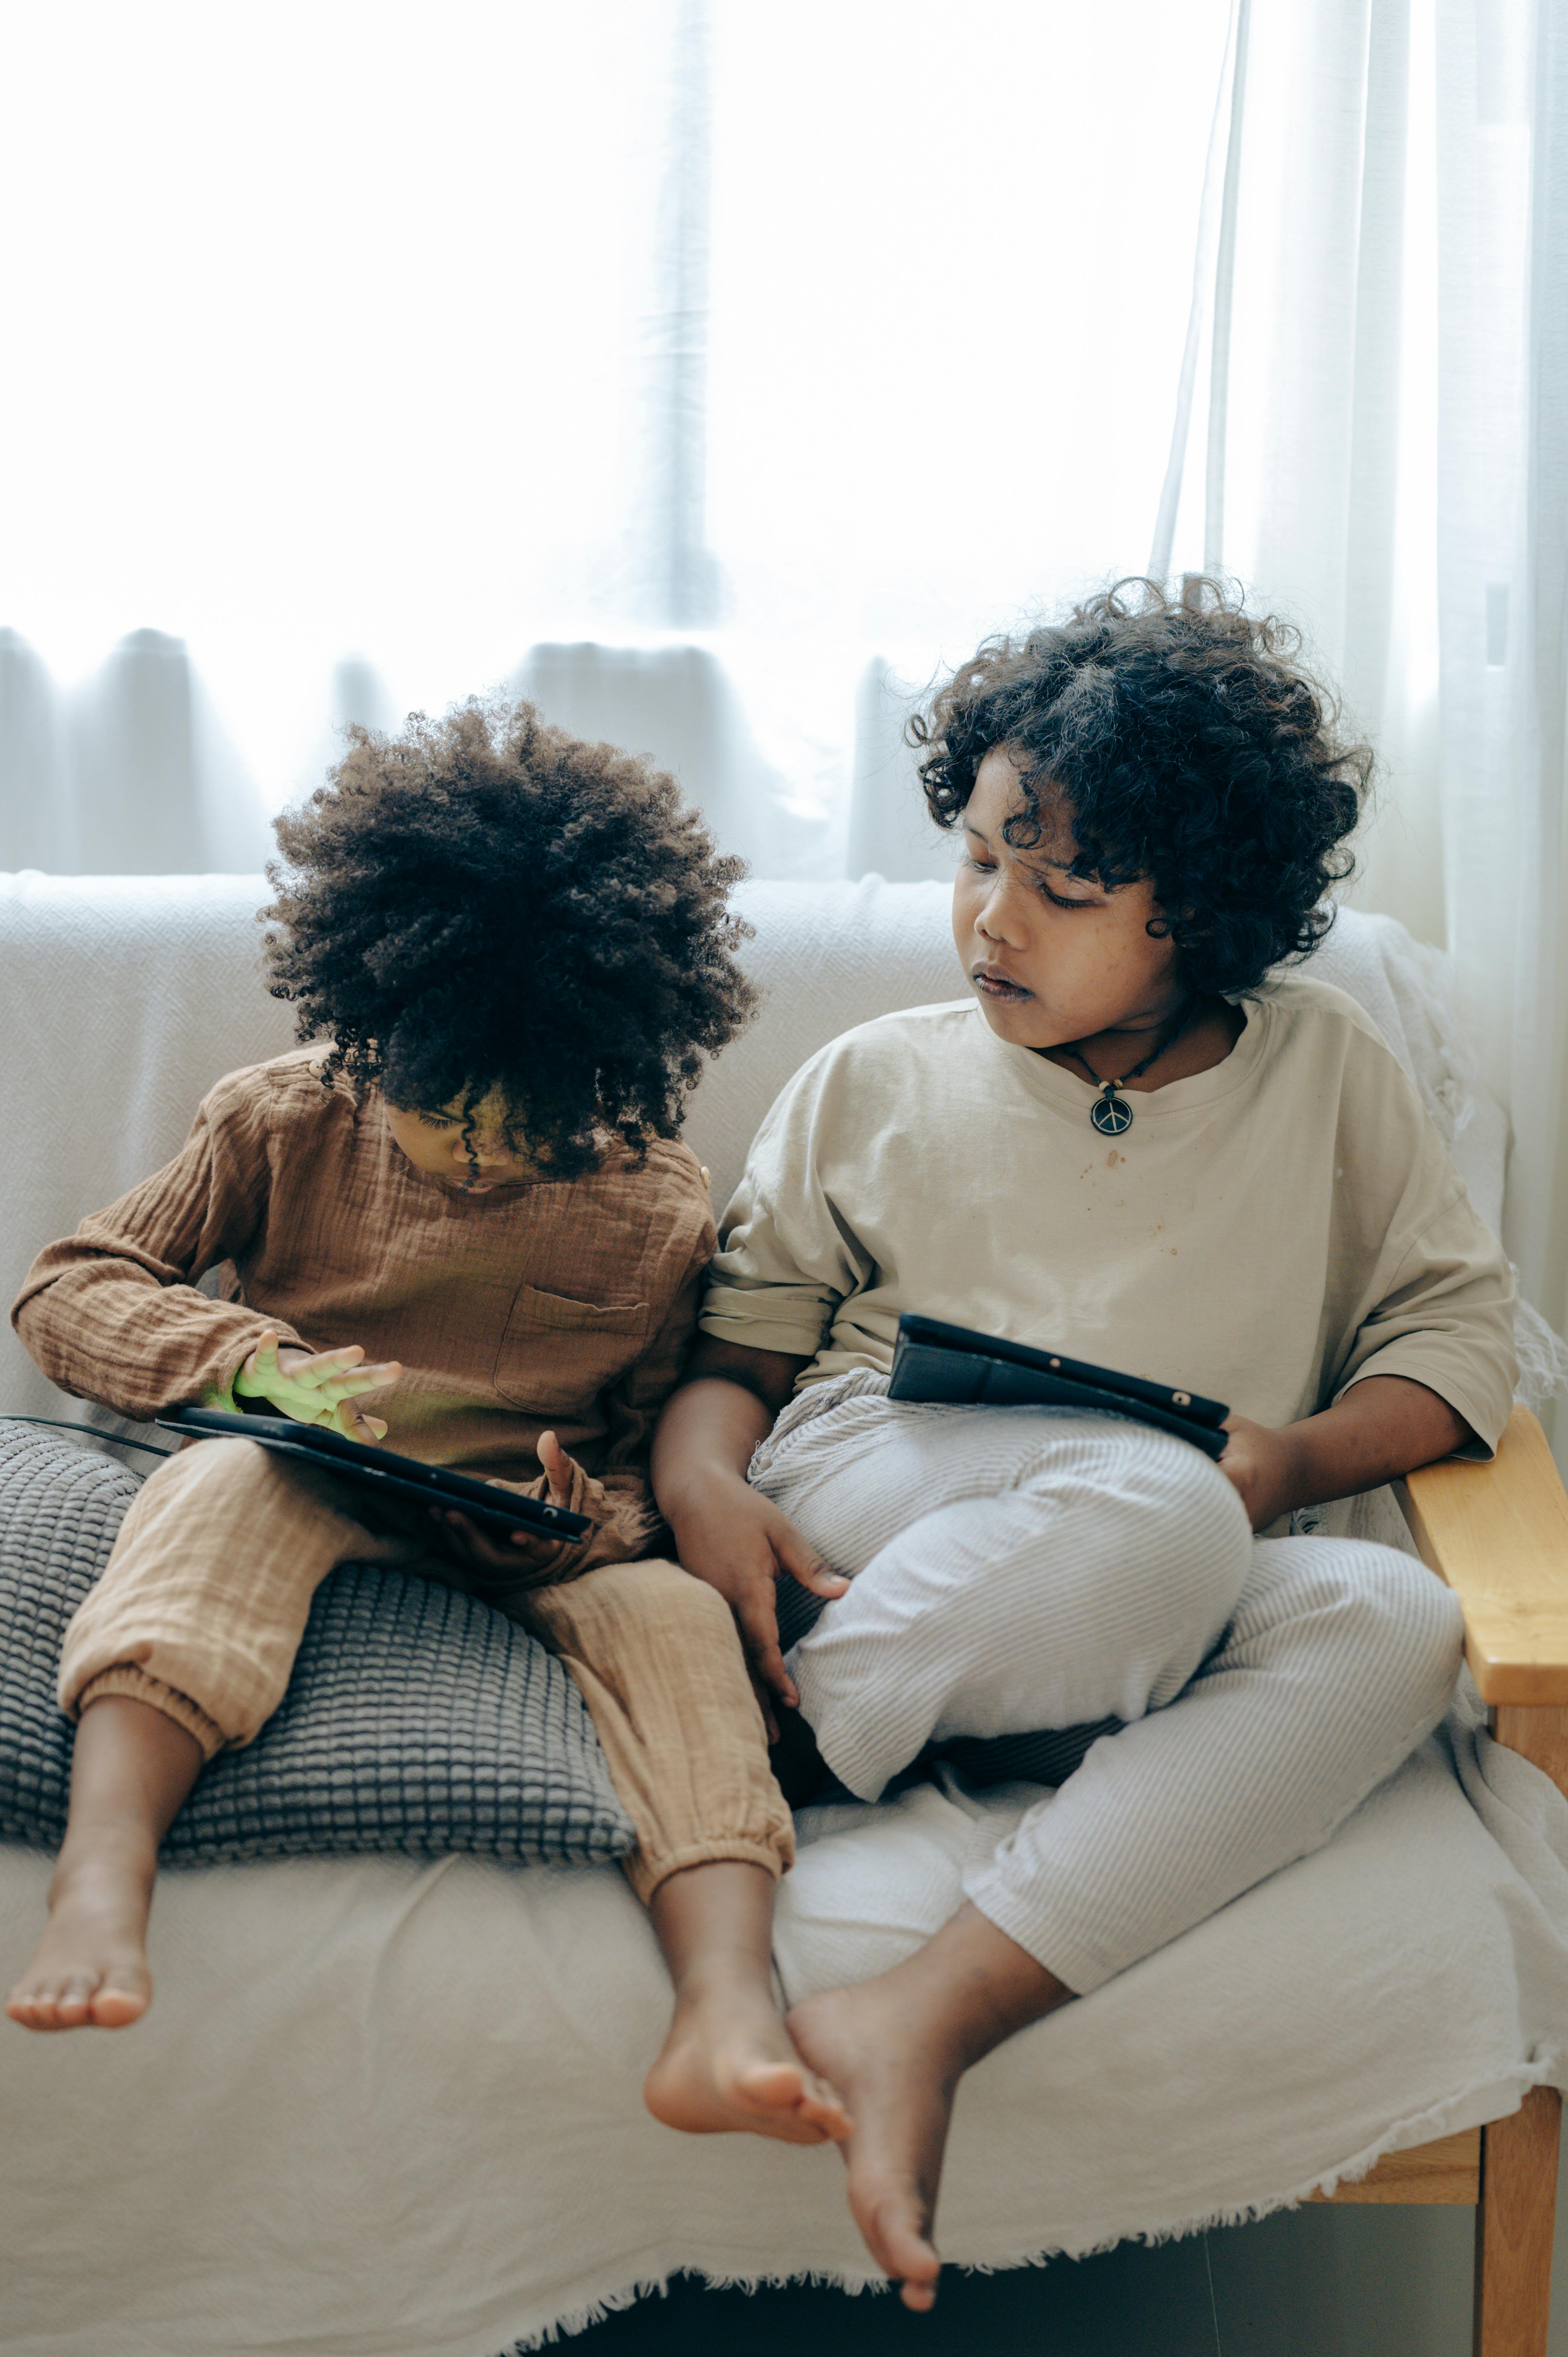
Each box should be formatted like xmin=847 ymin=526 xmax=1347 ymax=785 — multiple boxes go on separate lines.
xmin=494 ymin=1282 xmax=650 ymax=1413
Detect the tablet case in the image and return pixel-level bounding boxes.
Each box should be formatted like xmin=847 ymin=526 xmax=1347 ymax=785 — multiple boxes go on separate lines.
xmin=157 ymin=1407 xmax=593 ymax=1540
xmin=887 ymin=1315 xmax=1232 ymax=1461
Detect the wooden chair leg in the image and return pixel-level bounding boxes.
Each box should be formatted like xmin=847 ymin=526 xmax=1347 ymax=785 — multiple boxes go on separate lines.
xmin=1474 ymin=2085 xmax=1561 ymax=2357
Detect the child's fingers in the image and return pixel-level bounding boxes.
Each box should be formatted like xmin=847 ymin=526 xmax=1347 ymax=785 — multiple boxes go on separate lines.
xmin=536 ymin=1429 xmax=579 ymax=1509
xmin=735 ymin=1585 xmax=797 ymax=1708
xmin=446 ymin=1508 xmax=528 ymax=1549
xmin=772 ymin=1523 xmax=849 ymax=1601
xmin=315 ymin=1361 xmax=402 ymax=1401
xmin=323 ymin=1390 xmax=390 ymax=1444
xmin=439 ymin=1507 xmax=554 ymax=1570
xmin=290 ymin=1345 xmax=369 ymax=1389
xmin=749 ymin=1669 xmax=780 ymax=1746
xmin=295 ymin=1347 xmax=368 ymax=1381
xmin=438 ymin=1507 xmax=478 ymax=1548
xmin=749 ymin=1634 xmax=798 ymax=1710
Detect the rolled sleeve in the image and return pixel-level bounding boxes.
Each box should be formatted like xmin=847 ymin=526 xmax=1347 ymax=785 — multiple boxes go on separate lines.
xmin=699 ymin=1274 xmax=842 ymax=1360
xmin=1333 ymin=1194 xmax=1519 ymax=1456
xmin=695 ymin=1053 xmax=868 ymax=1365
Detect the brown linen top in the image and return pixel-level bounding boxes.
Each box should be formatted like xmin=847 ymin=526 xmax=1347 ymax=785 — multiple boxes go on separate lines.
xmin=12 ymin=1050 xmax=715 ymax=1559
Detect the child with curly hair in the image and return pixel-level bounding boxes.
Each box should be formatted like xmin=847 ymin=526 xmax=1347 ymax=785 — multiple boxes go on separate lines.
xmin=7 ymin=700 xmax=851 ymax=2149
xmin=652 ymin=582 xmax=1518 ymax=2306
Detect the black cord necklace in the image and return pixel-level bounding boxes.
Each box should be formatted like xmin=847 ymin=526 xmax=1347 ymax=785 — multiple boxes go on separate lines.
xmin=1061 ymin=999 xmax=1197 ymax=1135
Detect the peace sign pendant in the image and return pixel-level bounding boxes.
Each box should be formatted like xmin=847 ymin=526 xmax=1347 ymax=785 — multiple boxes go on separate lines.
xmin=1091 ymin=1084 xmax=1134 ymax=1136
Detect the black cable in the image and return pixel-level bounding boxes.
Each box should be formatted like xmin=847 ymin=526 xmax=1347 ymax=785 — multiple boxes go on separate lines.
xmin=0 ymin=1414 xmax=174 ymax=1460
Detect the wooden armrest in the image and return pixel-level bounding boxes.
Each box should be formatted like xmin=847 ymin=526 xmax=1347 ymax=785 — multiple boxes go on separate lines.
xmin=1396 ymin=1407 xmax=1568 ymax=1706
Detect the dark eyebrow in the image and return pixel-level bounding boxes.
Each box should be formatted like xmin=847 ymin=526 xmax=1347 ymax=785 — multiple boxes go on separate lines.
xmin=962 ymin=818 xmax=1078 ymax=879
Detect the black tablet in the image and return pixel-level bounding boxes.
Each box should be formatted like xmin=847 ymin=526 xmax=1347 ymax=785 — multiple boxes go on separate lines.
xmin=887 ymin=1315 xmax=1232 ymax=1461
xmin=156 ymin=1407 xmax=593 ymax=1541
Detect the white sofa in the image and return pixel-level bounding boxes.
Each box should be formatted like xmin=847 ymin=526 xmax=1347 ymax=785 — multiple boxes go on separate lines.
xmin=1 ymin=873 xmax=1565 ymax=2357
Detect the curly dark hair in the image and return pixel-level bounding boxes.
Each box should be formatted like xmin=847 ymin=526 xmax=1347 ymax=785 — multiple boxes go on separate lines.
xmin=909 ymin=578 xmax=1371 ymax=997
xmin=261 ymin=697 xmax=755 ymax=1174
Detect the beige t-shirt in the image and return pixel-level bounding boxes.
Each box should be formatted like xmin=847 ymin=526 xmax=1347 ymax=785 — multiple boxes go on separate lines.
xmin=699 ymin=977 xmax=1518 ymax=1452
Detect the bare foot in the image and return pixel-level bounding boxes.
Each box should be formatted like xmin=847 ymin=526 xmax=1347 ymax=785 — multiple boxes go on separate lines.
xmin=786 ymin=1979 xmax=955 ymax=2310
xmin=7 ymin=1839 xmax=154 ymax=2031
xmin=785 ymin=1906 xmax=1074 ymax=2311
xmin=644 ymin=1859 xmax=851 ymax=2145
xmin=644 ymin=1978 xmax=853 ymax=2145
xmin=7 ymin=1693 xmax=205 ymax=2034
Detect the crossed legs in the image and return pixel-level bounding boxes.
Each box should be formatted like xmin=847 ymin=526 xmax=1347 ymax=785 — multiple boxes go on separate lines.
xmin=757 ymin=1393 xmax=1464 ymax=2304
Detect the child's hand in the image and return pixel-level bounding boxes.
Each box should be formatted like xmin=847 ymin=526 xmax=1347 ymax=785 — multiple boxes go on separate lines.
xmin=1217 ymin=1415 xmax=1304 ymax=1532
xmin=664 ymin=1471 xmax=848 ymax=1709
xmin=1219 ymin=1378 xmax=1472 ymax=1535
xmin=235 ymin=1329 xmax=402 ymax=1444
xmin=435 ymin=1429 xmax=582 ymax=1577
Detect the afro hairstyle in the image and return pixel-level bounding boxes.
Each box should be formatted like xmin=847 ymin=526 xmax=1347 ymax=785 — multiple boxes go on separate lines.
xmin=261 ymin=696 xmax=754 ymax=1173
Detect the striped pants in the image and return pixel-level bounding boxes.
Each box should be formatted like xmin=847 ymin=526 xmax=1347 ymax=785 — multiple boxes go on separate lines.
xmin=751 ymin=1375 xmax=1463 ymax=1996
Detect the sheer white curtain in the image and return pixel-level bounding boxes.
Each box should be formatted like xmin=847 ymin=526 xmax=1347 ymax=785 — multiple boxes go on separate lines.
xmin=0 ymin=3 xmax=681 ymax=870
xmin=5 ymin=2 xmax=1561 ymax=1350
xmin=0 ymin=0 xmax=1229 ymax=877
xmin=1155 ymin=0 xmax=1568 ymax=1366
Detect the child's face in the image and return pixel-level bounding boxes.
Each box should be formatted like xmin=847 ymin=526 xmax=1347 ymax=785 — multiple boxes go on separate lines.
xmin=381 ymin=1086 xmax=531 ymax=1192
xmin=952 ymin=747 xmax=1183 ymax=1050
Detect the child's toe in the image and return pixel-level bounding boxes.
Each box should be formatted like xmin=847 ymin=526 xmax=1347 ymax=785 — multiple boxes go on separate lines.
xmin=89 ymin=1969 xmax=150 ymax=2027
xmin=798 ymin=2072 xmax=853 ymax=2140
xmin=9 ymin=1984 xmax=65 ymax=2030
xmin=90 ymin=1987 xmax=148 ymax=2028
xmin=50 ymin=1975 xmax=97 ymax=2025
xmin=853 ymin=2185 xmax=940 ymax=2298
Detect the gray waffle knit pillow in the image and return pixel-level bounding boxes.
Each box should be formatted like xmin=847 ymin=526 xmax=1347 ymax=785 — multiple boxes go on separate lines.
xmin=0 ymin=1426 xmax=634 ymax=1866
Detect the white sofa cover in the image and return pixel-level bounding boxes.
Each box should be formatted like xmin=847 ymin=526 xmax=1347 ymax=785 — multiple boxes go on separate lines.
xmin=0 ymin=873 xmax=1565 ymax=2357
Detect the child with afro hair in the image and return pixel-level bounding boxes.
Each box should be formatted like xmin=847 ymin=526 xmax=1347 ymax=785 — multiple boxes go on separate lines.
xmin=653 ymin=581 xmax=1517 ymax=2304
xmin=9 ymin=698 xmax=852 ymax=2152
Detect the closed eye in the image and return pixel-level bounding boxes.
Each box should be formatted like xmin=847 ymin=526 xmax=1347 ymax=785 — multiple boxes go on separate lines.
xmin=962 ymin=845 xmax=1099 ymax=909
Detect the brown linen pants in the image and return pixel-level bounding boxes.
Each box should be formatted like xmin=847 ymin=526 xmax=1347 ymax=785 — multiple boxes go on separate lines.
xmin=58 ymin=1437 xmax=793 ymax=1902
